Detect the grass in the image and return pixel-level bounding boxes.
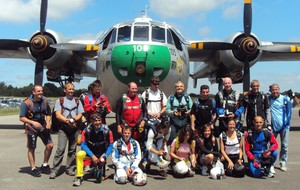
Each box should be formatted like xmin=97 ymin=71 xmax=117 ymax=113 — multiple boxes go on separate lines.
xmin=0 ymin=108 xmax=20 ymax=116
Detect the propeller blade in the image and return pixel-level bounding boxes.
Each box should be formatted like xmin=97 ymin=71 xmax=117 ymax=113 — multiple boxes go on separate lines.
xmin=34 ymin=56 xmax=44 ymax=85
xmin=258 ymin=44 xmax=300 ymax=53
xmin=0 ymin=39 xmax=31 ymax=50
xmin=243 ymin=58 xmax=250 ymax=94
xmin=243 ymin=0 xmax=252 ymax=37
xmin=50 ymin=43 xmax=99 ymax=51
xmin=40 ymin=0 xmax=48 ymax=34
xmin=190 ymin=42 xmax=237 ymax=50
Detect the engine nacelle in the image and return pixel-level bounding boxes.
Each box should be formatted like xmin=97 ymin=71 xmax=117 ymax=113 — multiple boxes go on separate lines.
xmin=27 ymin=29 xmax=69 ymax=69
xmin=219 ymin=32 xmax=262 ymax=72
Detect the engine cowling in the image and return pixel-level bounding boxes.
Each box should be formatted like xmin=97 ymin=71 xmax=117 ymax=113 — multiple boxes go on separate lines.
xmin=27 ymin=29 xmax=69 ymax=69
xmin=219 ymin=32 xmax=262 ymax=82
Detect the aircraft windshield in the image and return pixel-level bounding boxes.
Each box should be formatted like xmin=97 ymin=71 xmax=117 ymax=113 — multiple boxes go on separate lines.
xmin=133 ymin=25 xmax=149 ymax=41
xmin=152 ymin=26 xmax=165 ymax=43
xmin=118 ymin=25 xmax=131 ymax=42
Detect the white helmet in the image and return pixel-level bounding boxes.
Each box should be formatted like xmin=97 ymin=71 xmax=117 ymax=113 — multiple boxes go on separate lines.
xmin=132 ymin=173 xmax=147 ymax=186
xmin=173 ymin=161 xmax=189 ymax=174
xmin=157 ymin=156 xmax=170 ymax=168
xmin=210 ymin=167 xmax=224 ymax=180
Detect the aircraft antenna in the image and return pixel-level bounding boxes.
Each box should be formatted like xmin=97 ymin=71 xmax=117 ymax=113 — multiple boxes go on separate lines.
xmin=141 ymin=5 xmax=149 ymax=18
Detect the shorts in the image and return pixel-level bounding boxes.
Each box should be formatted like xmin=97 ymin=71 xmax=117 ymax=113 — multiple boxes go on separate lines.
xmin=25 ymin=124 xmax=53 ymax=149
xmin=198 ymin=154 xmax=207 ymax=165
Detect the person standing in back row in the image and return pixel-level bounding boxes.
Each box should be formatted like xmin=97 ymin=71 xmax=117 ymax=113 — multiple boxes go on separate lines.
xmin=268 ymin=84 xmax=298 ymax=172
xmin=190 ymin=85 xmax=216 ymax=133
xmin=84 ymin=80 xmax=112 ymax=124
xmin=19 ymin=85 xmax=53 ymax=177
xmin=50 ymin=83 xmax=84 ymax=179
xmin=166 ymin=81 xmax=192 ymax=145
xmin=215 ymin=77 xmax=244 ymax=137
xmin=242 ymin=79 xmax=271 ymax=131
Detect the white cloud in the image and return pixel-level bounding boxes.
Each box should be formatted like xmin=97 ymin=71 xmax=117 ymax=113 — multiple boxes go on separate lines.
xmin=0 ymin=0 xmax=91 ymax=23
xmin=150 ymin=0 xmax=243 ymax=19
xmin=222 ymin=3 xmax=241 ymax=19
xmin=198 ymin=26 xmax=211 ymax=36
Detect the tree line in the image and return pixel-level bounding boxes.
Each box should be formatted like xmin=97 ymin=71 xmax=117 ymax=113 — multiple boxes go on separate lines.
xmin=0 ymin=81 xmax=298 ymax=99
xmin=0 ymin=82 xmax=87 ymax=97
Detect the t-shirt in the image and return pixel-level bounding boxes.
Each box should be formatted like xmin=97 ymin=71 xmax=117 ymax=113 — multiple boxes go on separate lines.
xmin=54 ymin=97 xmax=84 ymax=118
xmin=171 ymin=139 xmax=192 ymax=160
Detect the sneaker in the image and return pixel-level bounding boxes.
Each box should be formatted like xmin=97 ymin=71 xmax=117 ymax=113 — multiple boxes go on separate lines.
xmin=201 ymin=165 xmax=208 ymax=176
xmin=270 ymin=165 xmax=276 ymax=174
xmin=73 ymin=177 xmax=83 ymax=187
xmin=66 ymin=170 xmax=75 ymax=176
xmin=268 ymin=172 xmax=275 ymax=178
xmin=31 ymin=168 xmax=41 ymax=177
xmin=158 ymin=170 xmax=168 ymax=177
xmin=280 ymin=163 xmax=287 ymax=172
xmin=49 ymin=172 xmax=57 ymax=179
xmin=84 ymin=165 xmax=91 ymax=173
xmin=40 ymin=164 xmax=51 ymax=175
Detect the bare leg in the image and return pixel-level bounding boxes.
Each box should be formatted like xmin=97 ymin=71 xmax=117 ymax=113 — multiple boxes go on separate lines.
xmin=43 ymin=143 xmax=54 ymax=164
xmin=28 ymin=148 xmax=36 ymax=169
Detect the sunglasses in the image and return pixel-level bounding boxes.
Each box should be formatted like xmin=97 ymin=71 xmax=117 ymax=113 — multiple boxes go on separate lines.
xmin=92 ymin=117 xmax=101 ymax=121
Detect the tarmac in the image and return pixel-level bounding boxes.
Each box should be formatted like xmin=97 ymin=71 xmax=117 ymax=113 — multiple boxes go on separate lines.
xmin=0 ymin=109 xmax=300 ymax=190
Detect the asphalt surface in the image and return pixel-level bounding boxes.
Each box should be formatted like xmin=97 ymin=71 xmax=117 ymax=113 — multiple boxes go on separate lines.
xmin=0 ymin=109 xmax=300 ymax=190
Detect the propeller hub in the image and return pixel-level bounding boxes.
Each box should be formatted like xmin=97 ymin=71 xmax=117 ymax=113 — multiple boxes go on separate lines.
xmin=241 ymin=37 xmax=258 ymax=55
xmin=31 ymin=35 xmax=48 ymax=53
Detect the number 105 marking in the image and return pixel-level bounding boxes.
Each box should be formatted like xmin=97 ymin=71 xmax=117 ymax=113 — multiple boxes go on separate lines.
xmin=133 ymin=45 xmax=149 ymax=52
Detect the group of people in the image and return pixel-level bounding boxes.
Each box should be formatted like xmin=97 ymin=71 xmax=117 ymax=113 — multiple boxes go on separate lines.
xmin=19 ymin=76 xmax=298 ymax=186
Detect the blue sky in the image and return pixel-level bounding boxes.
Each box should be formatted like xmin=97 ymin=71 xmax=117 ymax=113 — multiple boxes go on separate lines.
xmin=0 ymin=0 xmax=299 ymax=94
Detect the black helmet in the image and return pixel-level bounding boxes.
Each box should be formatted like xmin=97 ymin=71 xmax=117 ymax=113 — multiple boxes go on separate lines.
xmin=233 ymin=163 xmax=245 ymax=177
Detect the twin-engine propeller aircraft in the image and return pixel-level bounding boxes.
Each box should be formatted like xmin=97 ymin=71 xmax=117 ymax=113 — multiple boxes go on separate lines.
xmin=1 ymin=0 xmax=300 ymax=108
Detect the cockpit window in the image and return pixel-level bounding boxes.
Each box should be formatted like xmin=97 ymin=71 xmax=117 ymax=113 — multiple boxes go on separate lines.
xmin=118 ymin=26 xmax=131 ymax=42
xmin=152 ymin=26 xmax=165 ymax=43
xmin=133 ymin=26 xmax=149 ymax=41
xmin=167 ymin=29 xmax=174 ymax=45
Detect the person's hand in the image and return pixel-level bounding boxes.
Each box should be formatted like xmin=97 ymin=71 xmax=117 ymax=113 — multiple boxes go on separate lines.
xmin=157 ymin=150 xmax=164 ymax=156
xmin=228 ymin=160 xmax=234 ymax=170
xmin=32 ymin=121 xmax=42 ymax=128
xmin=263 ymin=150 xmax=271 ymax=158
xmin=126 ymin=168 xmax=134 ymax=178
xmin=117 ymin=125 xmax=122 ymax=134
xmin=253 ymin=160 xmax=260 ymax=168
xmin=92 ymin=155 xmax=99 ymax=164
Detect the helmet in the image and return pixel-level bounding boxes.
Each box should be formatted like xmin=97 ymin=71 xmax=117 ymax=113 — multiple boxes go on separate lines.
xmin=173 ymin=161 xmax=189 ymax=174
xmin=216 ymin=108 xmax=225 ymax=117
xmin=132 ymin=172 xmax=147 ymax=186
xmin=157 ymin=156 xmax=170 ymax=168
xmin=234 ymin=163 xmax=245 ymax=177
xmin=210 ymin=167 xmax=224 ymax=180
xmin=260 ymin=156 xmax=273 ymax=166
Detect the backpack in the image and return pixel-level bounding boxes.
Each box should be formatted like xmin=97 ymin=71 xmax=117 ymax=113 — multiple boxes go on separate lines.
xmin=85 ymin=124 xmax=110 ymax=148
xmin=51 ymin=97 xmax=80 ymax=133
xmin=170 ymin=93 xmax=190 ymax=110
xmin=144 ymin=118 xmax=160 ymax=143
xmin=193 ymin=98 xmax=216 ymax=120
xmin=23 ymin=97 xmax=49 ymax=119
xmin=247 ymin=129 xmax=271 ymax=149
xmin=145 ymin=89 xmax=164 ymax=107
xmin=116 ymin=138 xmax=137 ymax=157
xmin=197 ymin=136 xmax=216 ymax=155
xmin=221 ymin=131 xmax=242 ymax=146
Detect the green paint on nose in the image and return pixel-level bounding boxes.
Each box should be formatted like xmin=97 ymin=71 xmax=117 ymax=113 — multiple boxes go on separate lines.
xmin=111 ymin=44 xmax=171 ymax=86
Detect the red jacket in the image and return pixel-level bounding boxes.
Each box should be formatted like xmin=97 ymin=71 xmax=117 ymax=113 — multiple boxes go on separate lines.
xmin=83 ymin=93 xmax=112 ymax=116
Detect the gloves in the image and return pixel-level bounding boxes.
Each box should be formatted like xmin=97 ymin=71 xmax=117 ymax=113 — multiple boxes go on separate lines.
xmin=287 ymin=89 xmax=295 ymax=98
xmin=263 ymin=150 xmax=271 ymax=158
xmin=253 ymin=160 xmax=260 ymax=168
